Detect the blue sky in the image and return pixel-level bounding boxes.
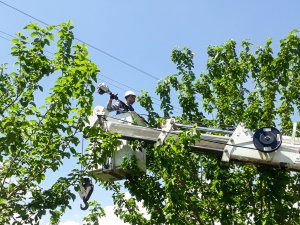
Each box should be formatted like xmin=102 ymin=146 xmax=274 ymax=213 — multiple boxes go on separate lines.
xmin=1 ymin=1 xmax=300 ymax=224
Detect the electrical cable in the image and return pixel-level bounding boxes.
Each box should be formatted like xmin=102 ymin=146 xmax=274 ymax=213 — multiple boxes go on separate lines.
xmin=2 ymin=1 xmax=297 ymax=170
xmin=0 ymin=1 xmax=200 ymax=116
xmin=102 ymin=74 xmax=140 ymax=93
xmin=0 ymin=35 xmax=181 ymax=119
xmin=0 ymin=29 xmax=54 ymax=58
xmin=0 ymin=0 xmax=160 ymax=81
xmin=0 ymin=1 xmax=48 ymax=26
xmin=101 ymin=74 xmax=183 ymax=112
xmin=98 ymin=78 xmax=127 ymax=93
xmin=98 ymin=77 xmax=184 ymax=115
xmin=0 ymin=28 xmax=184 ymax=115
xmin=0 ymin=5 xmax=212 ymax=126
xmin=0 ymin=1 xmax=204 ymax=106
xmin=0 ymin=30 xmax=15 ymax=38
xmin=0 ymin=31 xmax=208 ymax=129
xmin=0 ymin=35 xmax=10 ymax=42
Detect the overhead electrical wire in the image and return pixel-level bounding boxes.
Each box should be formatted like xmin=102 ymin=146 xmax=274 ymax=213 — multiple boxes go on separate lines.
xmin=0 ymin=1 xmax=203 ymax=104
xmin=0 ymin=29 xmax=184 ymax=115
xmin=98 ymin=77 xmax=183 ymax=115
xmin=0 ymin=3 xmax=258 ymax=166
xmin=0 ymin=35 xmax=10 ymax=42
xmin=102 ymin=74 xmax=167 ymax=103
xmin=2 ymin=1 xmax=295 ymax=175
xmin=102 ymin=74 xmax=143 ymax=96
xmin=0 ymin=1 xmax=203 ymax=117
xmin=0 ymin=30 xmax=14 ymax=39
xmin=0 ymin=29 xmax=54 ymax=58
xmin=0 ymin=2 xmax=172 ymax=105
xmin=98 ymin=78 xmax=128 ymax=93
xmin=0 ymin=0 xmax=161 ymax=81
xmin=0 ymin=0 xmax=48 ymax=26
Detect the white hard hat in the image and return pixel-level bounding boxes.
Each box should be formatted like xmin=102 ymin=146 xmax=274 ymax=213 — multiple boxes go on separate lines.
xmin=124 ymin=90 xmax=136 ymax=98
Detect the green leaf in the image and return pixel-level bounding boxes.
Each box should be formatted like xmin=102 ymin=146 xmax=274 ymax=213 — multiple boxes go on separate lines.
xmin=0 ymin=198 xmax=8 ymax=205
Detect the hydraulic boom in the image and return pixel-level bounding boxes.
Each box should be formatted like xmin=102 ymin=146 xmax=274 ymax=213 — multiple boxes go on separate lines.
xmin=87 ymin=105 xmax=300 ymax=181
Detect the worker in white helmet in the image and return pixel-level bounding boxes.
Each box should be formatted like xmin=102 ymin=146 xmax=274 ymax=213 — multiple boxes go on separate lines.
xmin=107 ymin=90 xmax=136 ymax=114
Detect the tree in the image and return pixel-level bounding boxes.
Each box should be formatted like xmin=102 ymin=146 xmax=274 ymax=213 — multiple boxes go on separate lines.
xmin=106 ymin=31 xmax=300 ymax=225
xmin=0 ymin=21 xmax=103 ymax=224
xmin=1 ymin=21 xmax=300 ymax=225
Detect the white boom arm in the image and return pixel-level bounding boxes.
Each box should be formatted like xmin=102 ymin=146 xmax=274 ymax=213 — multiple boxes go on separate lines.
xmin=88 ymin=106 xmax=300 ymax=181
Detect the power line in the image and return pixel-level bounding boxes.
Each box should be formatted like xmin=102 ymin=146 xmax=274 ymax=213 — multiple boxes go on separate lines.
xmin=0 ymin=29 xmax=54 ymax=59
xmin=0 ymin=0 xmax=48 ymax=26
xmin=0 ymin=29 xmax=183 ymax=115
xmin=0 ymin=1 xmax=203 ymax=114
xmin=0 ymin=0 xmax=161 ymax=81
xmin=102 ymin=74 xmax=168 ymax=103
xmin=99 ymin=77 xmax=183 ymax=115
xmin=0 ymin=30 xmax=15 ymax=42
xmin=0 ymin=35 xmax=10 ymax=42
xmin=98 ymin=78 xmax=127 ymax=93
xmin=102 ymin=74 xmax=141 ymax=94
xmin=0 ymin=30 xmax=15 ymax=39
xmin=99 ymin=75 xmax=184 ymax=114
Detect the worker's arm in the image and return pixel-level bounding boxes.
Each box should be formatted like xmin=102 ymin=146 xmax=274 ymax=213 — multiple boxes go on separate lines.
xmin=106 ymin=99 xmax=120 ymax=112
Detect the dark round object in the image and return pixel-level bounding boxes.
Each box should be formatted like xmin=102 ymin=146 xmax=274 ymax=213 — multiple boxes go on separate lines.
xmin=97 ymin=87 xmax=106 ymax=95
xmin=253 ymin=127 xmax=282 ymax=152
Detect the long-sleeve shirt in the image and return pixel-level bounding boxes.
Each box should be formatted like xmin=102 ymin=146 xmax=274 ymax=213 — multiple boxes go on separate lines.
xmin=106 ymin=100 xmax=134 ymax=114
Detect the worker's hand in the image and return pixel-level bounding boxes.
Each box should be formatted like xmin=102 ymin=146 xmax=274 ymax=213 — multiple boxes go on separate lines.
xmin=110 ymin=93 xmax=118 ymax=100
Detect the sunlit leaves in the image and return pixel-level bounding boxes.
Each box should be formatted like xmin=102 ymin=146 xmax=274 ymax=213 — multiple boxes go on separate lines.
xmin=122 ymin=30 xmax=300 ymax=224
xmin=2 ymin=21 xmax=300 ymax=225
xmin=0 ymin=22 xmax=99 ymax=224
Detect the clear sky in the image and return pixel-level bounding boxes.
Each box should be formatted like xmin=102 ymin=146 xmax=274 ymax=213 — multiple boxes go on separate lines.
xmin=1 ymin=1 xmax=300 ymax=224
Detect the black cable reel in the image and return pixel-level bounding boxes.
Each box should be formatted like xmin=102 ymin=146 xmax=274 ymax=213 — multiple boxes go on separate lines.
xmin=253 ymin=127 xmax=282 ymax=153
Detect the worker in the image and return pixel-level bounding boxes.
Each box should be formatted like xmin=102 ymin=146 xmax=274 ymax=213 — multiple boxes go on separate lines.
xmin=107 ymin=90 xmax=136 ymax=114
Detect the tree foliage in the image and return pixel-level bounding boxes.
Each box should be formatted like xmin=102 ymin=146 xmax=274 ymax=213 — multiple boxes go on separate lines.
xmin=0 ymin=21 xmax=102 ymax=224
xmin=124 ymin=30 xmax=300 ymax=224
xmin=1 ymin=22 xmax=300 ymax=225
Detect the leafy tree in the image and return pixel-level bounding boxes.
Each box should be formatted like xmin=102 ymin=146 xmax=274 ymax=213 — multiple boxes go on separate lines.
xmin=1 ymin=21 xmax=300 ymax=225
xmin=0 ymin=21 xmax=105 ymax=224
xmin=109 ymin=30 xmax=300 ymax=225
